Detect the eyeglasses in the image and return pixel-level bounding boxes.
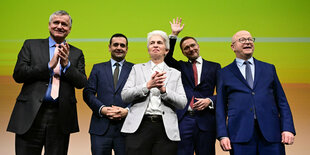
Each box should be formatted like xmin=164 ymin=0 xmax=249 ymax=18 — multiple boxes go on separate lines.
xmin=233 ymin=37 xmax=255 ymax=44
xmin=112 ymin=43 xmax=126 ymax=48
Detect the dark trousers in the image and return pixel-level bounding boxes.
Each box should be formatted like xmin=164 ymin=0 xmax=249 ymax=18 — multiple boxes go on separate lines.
xmin=125 ymin=115 xmax=178 ymax=155
xmin=15 ymin=102 xmax=69 ymax=155
xmin=230 ymin=120 xmax=285 ymax=155
xmin=91 ymin=121 xmax=125 ymax=155
xmin=177 ymin=114 xmax=216 ymax=155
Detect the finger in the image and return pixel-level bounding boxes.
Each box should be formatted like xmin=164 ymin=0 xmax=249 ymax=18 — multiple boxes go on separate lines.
xmin=173 ymin=18 xmax=175 ymax=24
xmin=180 ymin=18 xmax=182 ymax=23
xmin=176 ymin=17 xmax=179 ymax=24
xmin=169 ymin=21 xmax=172 ymax=26
xmin=181 ymin=24 xmax=185 ymax=29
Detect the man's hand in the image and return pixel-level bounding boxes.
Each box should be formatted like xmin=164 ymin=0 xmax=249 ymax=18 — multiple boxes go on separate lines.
xmin=220 ymin=137 xmax=232 ymax=151
xmin=281 ymin=131 xmax=295 ymax=145
xmin=100 ymin=106 xmax=128 ymax=120
xmin=49 ymin=44 xmax=60 ymax=69
xmin=170 ymin=17 xmax=184 ymax=36
xmin=147 ymin=71 xmax=166 ymax=91
xmin=193 ymin=98 xmax=211 ymax=111
xmin=58 ymin=43 xmax=70 ymax=67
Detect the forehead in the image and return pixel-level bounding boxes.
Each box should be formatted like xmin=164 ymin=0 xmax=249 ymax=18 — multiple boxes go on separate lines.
xmin=111 ymin=37 xmax=127 ymax=43
xmin=50 ymin=15 xmax=70 ymax=23
xmin=235 ymin=31 xmax=252 ymax=39
xmin=182 ymin=38 xmax=197 ymax=47
xmin=149 ymin=35 xmax=164 ymax=42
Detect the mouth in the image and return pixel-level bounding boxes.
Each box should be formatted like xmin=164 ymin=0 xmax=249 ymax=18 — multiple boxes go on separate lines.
xmin=243 ymin=46 xmax=252 ymax=49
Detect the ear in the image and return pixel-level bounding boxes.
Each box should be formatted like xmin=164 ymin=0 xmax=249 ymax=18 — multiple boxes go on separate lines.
xmin=231 ymin=43 xmax=234 ymax=51
xmin=108 ymin=45 xmax=112 ymax=52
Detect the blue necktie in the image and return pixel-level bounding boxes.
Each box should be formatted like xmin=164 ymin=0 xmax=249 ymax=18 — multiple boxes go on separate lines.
xmin=244 ymin=61 xmax=253 ymax=89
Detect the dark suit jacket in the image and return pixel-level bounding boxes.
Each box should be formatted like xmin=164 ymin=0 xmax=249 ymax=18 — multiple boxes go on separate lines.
xmin=7 ymin=38 xmax=87 ymax=135
xmin=83 ymin=61 xmax=134 ymax=135
xmin=164 ymin=38 xmax=221 ymax=131
xmin=216 ymin=58 xmax=296 ymax=143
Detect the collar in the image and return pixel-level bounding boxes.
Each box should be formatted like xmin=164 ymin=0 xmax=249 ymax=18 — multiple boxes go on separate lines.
xmin=48 ymin=36 xmax=66 ymax=47
xmin=151 ymin=61 xmax=165 ymax=72
xmin=111 ymin=58 xmax=125 ymax=67
xmin=236 ymin=57 xmax=254 ymax=67
xmin=189 ymin=56 xmax=202 ymax=64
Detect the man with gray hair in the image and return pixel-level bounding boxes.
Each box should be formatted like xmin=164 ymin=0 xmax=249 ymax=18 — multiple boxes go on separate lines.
xmin=7 ymin=10 xmax=87 ymax=155
xmin=121 ymin=30 xmax=187 ymax=155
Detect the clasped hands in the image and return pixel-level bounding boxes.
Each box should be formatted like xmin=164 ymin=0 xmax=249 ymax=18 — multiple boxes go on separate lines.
xmin=101 ymin=105 xmax=128 ymax=120
xmin=147 ymin=71 xmax=167 ymax=93
xmin=49 ymin=43 xmax=70 ymax=69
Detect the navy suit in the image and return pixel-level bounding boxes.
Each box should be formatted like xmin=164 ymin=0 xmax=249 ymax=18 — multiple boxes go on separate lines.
xmin=216 ymin=58 xmax=296 ymax=154
xmin=164 ymin=38 xmax=221 ymax=155
xmin=83 ymin=60 xmax=133 ymax=155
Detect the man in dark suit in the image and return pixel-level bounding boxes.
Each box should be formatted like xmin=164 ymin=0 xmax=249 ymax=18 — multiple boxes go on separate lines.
xmin=7 ymin=10 xmax=87 ymax=155
xmin=83 ymin=33 xmax=133 ymax=155
xmin=216 ymin=30 xmax=295 ymax=155
xmin=164 ymin=18 xmax=221 ymax=155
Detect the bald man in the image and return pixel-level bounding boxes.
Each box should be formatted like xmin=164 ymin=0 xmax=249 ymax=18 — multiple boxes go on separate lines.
xmin=216 ymin=30 xmax=296 ymax=155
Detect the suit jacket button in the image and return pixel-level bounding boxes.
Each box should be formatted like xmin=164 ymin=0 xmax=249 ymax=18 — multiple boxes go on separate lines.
xmin=252 ymin=92 xmax=255 ymax=95
xmin=45 ymin=83 xmax=49 ymax=86
xmin=162 ymin=111 xmax=165 ymax=115
xmin=39 ymin=99 xmax=43 ymax=102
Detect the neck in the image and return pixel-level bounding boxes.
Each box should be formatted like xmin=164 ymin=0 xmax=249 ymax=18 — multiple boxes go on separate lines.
xmin=151 ymin=58 xmax=164 ymax=64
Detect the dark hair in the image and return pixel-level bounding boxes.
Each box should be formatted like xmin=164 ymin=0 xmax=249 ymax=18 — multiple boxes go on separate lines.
xmin=109 ymin=33 xmax=128 ymax=46
xmin=179 ymin=36 xmax=197 ymax=51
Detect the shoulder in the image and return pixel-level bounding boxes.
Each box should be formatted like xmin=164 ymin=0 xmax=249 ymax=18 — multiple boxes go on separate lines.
xmin=69 ymin=43 xmax=83 ymax=54
xmin=23 ymin=39 xmax=47 ymax=45
xmin=203 ymin=59 xmax=221 ymax=67
xmin=254 ymin=58 xmax=275 ymax=68
xmin=124 ymin=61 xmax=134 ymax=67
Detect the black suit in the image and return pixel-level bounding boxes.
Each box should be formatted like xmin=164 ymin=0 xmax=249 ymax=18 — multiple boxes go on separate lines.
xmin=7 ymin=38 xmax=87 ymax=154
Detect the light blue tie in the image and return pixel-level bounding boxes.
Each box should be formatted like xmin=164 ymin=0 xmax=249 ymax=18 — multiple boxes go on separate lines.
xmin=244 ymin=61 xmax=253 ymax=89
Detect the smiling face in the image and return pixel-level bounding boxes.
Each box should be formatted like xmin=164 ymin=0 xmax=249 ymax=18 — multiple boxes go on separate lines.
xmin=48 ymin=15 xmax=71 ymax=43
xmin=231 ymin=30 xmax=255 ymax=60
xmin=109 ymin=37 xmax=128 ymax=62
xmin=181 ymin=38 xmax=200 ymax=61
xmin=148 ymin=35 xmax=168 ymax=61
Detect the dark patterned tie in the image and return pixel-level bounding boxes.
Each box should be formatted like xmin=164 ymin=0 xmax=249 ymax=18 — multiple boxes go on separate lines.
xmin=113 ymin=63 xmax=120 ymax=88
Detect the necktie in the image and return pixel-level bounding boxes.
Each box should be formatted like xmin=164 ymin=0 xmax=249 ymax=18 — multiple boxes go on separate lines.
xmin=113 ymin=63 xmax=120 ymax=88
xmin=190 ymin=60 xmax=198 ymax=109
xmin=51 ymin=45 xmax=60 ymax=99
xmin=244 ymin=61 xmax=254 ymax=89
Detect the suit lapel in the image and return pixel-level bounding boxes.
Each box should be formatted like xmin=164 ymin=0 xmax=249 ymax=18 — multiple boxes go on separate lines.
xmin=163 ymin=63 xmax=171 ymax=87
xmin=228 ymin=60 xmax=251 ymax=89
xmin=142 ymin=61 xmax=152 ymax=83
xmin=115 ymin=61 xmax=130 ymax=92
xmin=42 ymin=38 xmax=50 ymax=63
xmin=253 ymin=58 xmax=261 ymax=89
xmin=104 ymin=61 xmax=114 ymax=90
xmin=200 ymin=59 xmax=209 ymax=85
xmin=185 ymin=61 xmax=196 ymax=87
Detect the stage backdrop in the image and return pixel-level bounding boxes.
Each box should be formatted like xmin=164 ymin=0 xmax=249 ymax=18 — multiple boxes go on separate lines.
xmin=0 ymin=0 xmax=309 ymax=154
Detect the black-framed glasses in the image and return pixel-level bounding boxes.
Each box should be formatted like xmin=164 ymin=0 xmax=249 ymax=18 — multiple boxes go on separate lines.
xmin=234 ymin=37 xmax=255 ymax=44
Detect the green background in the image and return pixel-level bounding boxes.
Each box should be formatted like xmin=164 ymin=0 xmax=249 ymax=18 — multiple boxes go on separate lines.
xmin=0 ymin=0 xmax=309 ymax=83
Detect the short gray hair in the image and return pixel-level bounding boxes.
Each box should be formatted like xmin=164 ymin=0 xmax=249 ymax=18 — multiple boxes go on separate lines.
xmin=147 ymin=30 xmax=170 ymax=50
xmin=49 ymin=10 xmax=72 ymax=27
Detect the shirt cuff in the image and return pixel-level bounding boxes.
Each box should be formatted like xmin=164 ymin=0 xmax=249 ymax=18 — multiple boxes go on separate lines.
xmin=142 ymin=83 xmax=150 ymax=96
xmin=62 ymin=61 xmax=71 ymax=73
xmin=169 ymin=35 xmax=177 ymax=39
xmin=207 ymin=98 xmax=214 ymax=109
xmin=99 ymin=105 xmax=105 ymax=117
